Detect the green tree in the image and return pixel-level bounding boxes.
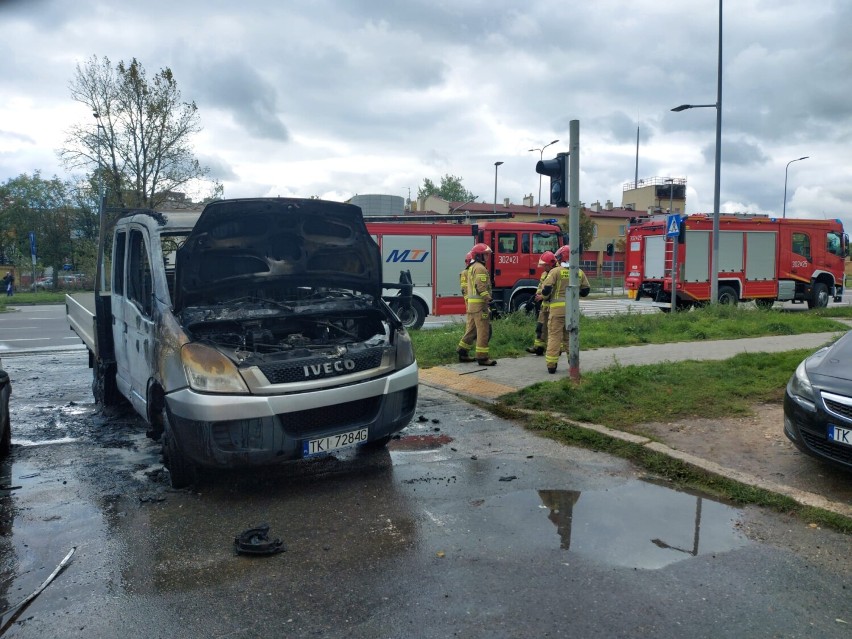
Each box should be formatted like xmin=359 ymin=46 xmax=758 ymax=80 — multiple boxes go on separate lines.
xmin=417 ymin=174 xmax=477 ymax=202
xmin=0 ymin=172 xmax=77 ymax=286
xmin=61 ymin=55 xmax=218 ymax=209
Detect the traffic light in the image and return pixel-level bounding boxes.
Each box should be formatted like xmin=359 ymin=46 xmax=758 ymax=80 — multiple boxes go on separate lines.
xmin=606 ymin=243 xmax=614 ymax=256
xmin=535 ymin=152 xmax=568 ymax=208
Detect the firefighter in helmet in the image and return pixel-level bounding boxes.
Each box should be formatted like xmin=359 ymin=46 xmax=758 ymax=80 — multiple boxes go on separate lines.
xmin=456 ymin=251 xmax=478 ymax=362
xmin=465 ymin=243 xmax=497 ymax=366
xmin=540 ymin=244 xmax=591 ymax=373
xmin=526 ymin=250 xmax=558 ymax=356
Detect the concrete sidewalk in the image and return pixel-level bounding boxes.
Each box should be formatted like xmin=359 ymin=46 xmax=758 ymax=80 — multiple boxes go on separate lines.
xmin=418 ymin=330 xmax=852 ymax=519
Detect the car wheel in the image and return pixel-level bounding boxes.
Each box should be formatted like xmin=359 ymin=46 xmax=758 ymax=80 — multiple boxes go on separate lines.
xmin=92 ymin=361 xmax=123 ymax=406
xmin=162 ymin=407 xmax=196 ymax=489
xmin=807 ymin=282 xmax=829 ymax=309
xmin=717 ymin=286 xmax=738 ymax=305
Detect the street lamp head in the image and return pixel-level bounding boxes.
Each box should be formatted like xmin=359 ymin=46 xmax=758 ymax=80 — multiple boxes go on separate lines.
xmin=549 ymin=139 xmax=559 ymax=145
xmin=494 ymin=161 xmax=504 ymax=167
xmin=798 ymin=156 xmax=809 ymax=161
xmin=671 ymin=104 xmax=692 ymax=112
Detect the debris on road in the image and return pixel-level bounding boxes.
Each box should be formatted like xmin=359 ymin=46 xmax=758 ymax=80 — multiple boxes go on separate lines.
xmin=234 ymin=523 xmax=285 ymax=556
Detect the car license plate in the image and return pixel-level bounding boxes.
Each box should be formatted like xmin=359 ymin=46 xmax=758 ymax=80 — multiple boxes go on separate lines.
xmin=303 ymin=428 xmax=368 ymax=456
xmin=828 ymin=425 xmax=852 ymax=447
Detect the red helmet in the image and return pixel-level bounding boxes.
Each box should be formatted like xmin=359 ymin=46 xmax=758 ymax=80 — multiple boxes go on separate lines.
xmin=538 ymin=251 xmax=557 ymax=268
xmin=464 ymin=251 xmax=473 ymax=264
xmin=555 ymin=244 xmax=571 ymax=262
xmin=470 ymin=243 xmax=492 ymax=259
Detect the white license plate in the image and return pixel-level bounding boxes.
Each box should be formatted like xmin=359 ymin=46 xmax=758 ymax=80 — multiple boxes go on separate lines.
xmin=828 ymin=425 xmax=852 ymax=447
xmin=303 ymin=428 xmax=369 ymax=456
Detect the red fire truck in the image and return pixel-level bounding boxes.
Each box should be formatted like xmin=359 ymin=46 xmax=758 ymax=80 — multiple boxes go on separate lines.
xmin=367 ymin=219 xmax=564 ymax=328
xmin=625 ymin=213 xmax=848 ymax=309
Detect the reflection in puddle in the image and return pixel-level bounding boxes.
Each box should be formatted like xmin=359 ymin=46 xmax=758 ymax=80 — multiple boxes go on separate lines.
xmin=535 ymin=480 xmax=747 ymax=569
xmin=390 ymin=433 xmax=453 ymax=452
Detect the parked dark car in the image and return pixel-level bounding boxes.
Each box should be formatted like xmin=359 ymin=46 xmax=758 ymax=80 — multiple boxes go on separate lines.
xmin=0 ymin=360 xmax=11 ymax=458
xmin=784 ymin=329 xmax=852 ymax=470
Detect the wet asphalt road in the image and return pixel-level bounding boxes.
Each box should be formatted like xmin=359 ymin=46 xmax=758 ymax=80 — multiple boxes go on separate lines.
xmin=1 ymin=350 xmax=851 ymax=638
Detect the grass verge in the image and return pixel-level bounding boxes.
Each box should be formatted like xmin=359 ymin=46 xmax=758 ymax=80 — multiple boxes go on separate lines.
xmin=499 ymin=350 xmax=812 ymax=427
xmin=410 ymin=303 xmax=852 ymax=368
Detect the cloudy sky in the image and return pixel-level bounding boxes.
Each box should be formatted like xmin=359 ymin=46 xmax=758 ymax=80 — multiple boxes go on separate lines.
xmin=1 ymin=0 xmax=851 ymax=229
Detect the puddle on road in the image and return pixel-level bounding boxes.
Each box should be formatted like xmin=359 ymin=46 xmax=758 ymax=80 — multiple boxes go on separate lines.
xmin=474 ymin=480 xmax=748 ymax=570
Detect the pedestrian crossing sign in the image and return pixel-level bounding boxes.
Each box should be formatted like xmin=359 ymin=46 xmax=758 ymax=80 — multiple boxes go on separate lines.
xmin=666 ymin=214 xmax=680 ymax=238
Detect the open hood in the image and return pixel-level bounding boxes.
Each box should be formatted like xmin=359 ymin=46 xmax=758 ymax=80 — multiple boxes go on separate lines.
xmin=174 ymin=198 xmax=382 ymax=311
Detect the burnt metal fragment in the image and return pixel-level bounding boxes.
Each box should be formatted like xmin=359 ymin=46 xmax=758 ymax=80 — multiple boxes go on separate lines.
xmin=234 ymin=523 xmax=285 ymax=556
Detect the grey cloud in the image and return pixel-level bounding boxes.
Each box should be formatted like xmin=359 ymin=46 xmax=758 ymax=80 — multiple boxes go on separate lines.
xmin=188 ymin=56 xmax=289 ymax=141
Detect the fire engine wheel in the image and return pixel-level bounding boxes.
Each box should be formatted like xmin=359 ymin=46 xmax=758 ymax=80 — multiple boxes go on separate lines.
xmin=807 ymin=283 xmax=829 ymax=309
xmin=717 ymin=286 xmax=738 ymax=305
xmin=394 ymin=298 xmax=426 ymax=330
xmin=162 ymin=407 xmax=197 ymax=489
xmin=510 ymin=292 xmax=535 ymax=314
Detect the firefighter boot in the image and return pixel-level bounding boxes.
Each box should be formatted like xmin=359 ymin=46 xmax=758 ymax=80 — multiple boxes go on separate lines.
xmin=547 ymin=363 xmax=557 ymax=374
xmin=457 ymin=348 xmax=476 ymax=363
xmin=477 ymin=358 xmax=498 ymax=366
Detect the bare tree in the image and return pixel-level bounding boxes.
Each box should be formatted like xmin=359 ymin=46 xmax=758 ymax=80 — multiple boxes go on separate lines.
xmin=61 ymin=55 xmax=215 ymax=209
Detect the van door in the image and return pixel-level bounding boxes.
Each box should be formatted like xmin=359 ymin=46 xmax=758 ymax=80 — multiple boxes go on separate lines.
xmin=124 ymin=227 xmax=156 ymax=417
xmin=111 ymin=230 xmax=131 ymax=400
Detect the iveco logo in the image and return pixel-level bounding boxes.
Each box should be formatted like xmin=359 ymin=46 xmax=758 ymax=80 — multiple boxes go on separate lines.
xmin=303 ymin=359 xmax=357 ymax=378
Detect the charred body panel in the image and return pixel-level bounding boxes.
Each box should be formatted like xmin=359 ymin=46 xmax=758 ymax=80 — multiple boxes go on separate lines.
xmin=100 ymin=198 xmax=417 ymax=479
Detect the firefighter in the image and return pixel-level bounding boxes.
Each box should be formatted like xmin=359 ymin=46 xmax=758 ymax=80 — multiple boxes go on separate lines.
xmin=456 ymin=251 xmax=477 ymax=362
xmin=466 ymin=243 xmax=497 ymax=366
xmin=526 ymin=250 xmax=557 ymax=356
xmin=541 ymin=244 xmax=591 ymax=373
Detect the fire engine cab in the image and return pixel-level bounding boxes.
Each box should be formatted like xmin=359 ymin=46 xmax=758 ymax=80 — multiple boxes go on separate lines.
xmin=625 ymin=213 xmax=848 ymax=309
xmin=367 ymin=220 xmax=564 ymax=328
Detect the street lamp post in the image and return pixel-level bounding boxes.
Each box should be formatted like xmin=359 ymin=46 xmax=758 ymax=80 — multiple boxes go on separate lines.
xmin=783 ymin=156 xmax=809 ymax=218
xmin=528 ymin=139 xmax=559 ymax=217
xmin=493 ymin=161 xmax=504 ymax=215
xmin=672 ymin=0 xmax=723 ymax=304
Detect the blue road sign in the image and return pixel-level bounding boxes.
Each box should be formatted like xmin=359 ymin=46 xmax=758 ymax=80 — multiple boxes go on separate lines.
xmin=666 ymin=214 xmax=680 ymax=238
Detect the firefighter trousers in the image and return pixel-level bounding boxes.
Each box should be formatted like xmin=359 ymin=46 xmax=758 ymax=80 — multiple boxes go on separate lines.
xmin=458 ymin=314 xmax=477 ymax=353
xmin=545 ymin=310 xmax=568 ymax=367
xmin=469 ymin=308 xmax=491 ymax=360
xmin=533 ymin=307 xmax=549 ymax=350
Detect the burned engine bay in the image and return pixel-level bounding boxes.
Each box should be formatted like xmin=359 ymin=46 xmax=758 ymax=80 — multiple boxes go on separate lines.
xmin=179 ymin=295 xmax=391 ymax=365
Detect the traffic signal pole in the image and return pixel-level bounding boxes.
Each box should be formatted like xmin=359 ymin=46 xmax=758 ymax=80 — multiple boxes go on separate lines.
xmin=567 ymin=120 xmax=581 ymax=382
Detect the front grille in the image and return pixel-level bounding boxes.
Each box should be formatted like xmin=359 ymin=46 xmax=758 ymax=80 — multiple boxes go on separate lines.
xmin=256 ymin=347 xmax=384 ymax=384
xmin=801 ymin=431 xmax=852 ymax=465
xmin=280 ymin=396 xmax=381 ymax=437
xmin=823 ymin=392 xmax=852 ymax=421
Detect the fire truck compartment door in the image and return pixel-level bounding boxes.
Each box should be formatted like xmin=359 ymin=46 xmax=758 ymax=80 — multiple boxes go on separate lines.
xmin=380 ymin=234 xmax=433 ymax=287
xmin=746 ymin=232 xmax=777 ymax=280
xmin=684 ymin=231 xmax=710 ymax=282
xmin=436 ymin=235 xmax=474 ymax=298
xmin=644 ymin=235 xmax=666 ymax=279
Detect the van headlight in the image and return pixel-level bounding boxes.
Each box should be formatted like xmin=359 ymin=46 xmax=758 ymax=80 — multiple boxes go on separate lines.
xmin=395 ymin=329 xmax=416 ymax=369
xmin=181 ymin=343 xmax=249 ymax=394
xmin=788 ymin=360 xmax=816 ymax=405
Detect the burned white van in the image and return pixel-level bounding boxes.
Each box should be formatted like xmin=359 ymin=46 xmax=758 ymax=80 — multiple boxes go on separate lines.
xmin=67 ymin=198 xmax=419 ymax=487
